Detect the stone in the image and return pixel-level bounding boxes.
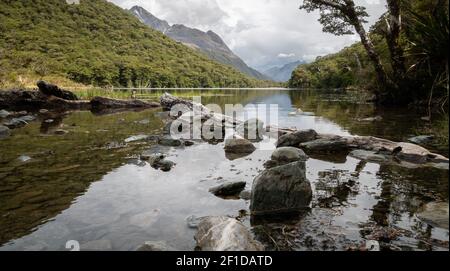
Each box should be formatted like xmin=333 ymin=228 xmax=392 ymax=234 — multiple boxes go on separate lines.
xmin=288 ymin=112 xmax=297 ymax=117
xmin=183 ymin=140 xmax=195 ymax=146
xmin=239 ymin=190 xmax=252 ymax=201
xmin=3 ymin=115 xmax=35 ymax=129
xmin=250 ymin=161 xmax=312 ymax=216
xmin=81 ymin=239 xmax=112 ymax=251
xmin=125 ymin=134 xmax=157 ymax=143
xmin=159 ymin=160 xmax=176 ymax=172
xmin=349 ymin=150 xmax=390 ymax=163
xmin=0 ymin=109 xmax=11 ymax=118
xmin=300 ymin=137 xmax=349 ymax=153
xmin=158 ymin=137 xmax=182 ymax=147
xmin=18 ymin=155 xmax=32 ymax=162
xmin=408 ymin=135 xmax=434 ymax=145
xmin=271 ymin=147 xmax=308 ymax=163
xmin=195 ymin=216 xmax=264 ymax=251
xmin=276 ymin=129 xmax=318 ymax=147
xmin=39 ymin=109 xmax=49 ymax=114
xmin=209 ymin=181 xmax=246 ymax=196
xmin=417 ymin=202 xmax=449 ymax=230
xmin=236 ymin=118 xmax=265 ymax=141
xmin=54 ymin=129 xmax=69 ymax=135
xmin=136 ymin=241 xmax=175 ymax=251
xmin=224 ymin=137 xmax=256 ymax=154
xmin=0 ymin=125 xmax=10 ymax=139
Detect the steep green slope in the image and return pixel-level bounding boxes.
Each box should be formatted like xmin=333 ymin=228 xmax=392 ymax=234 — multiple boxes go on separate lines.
xmin=0 ymin=0 xmax=267 ymax=88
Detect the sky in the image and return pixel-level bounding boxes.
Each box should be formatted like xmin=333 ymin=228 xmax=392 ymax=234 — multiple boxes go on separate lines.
xmin=109 ymin=0 xmax=387 ymax=70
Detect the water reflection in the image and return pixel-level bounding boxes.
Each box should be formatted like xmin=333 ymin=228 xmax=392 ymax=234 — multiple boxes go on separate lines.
xmin=0 ymin=89 xmax=448 ymax=251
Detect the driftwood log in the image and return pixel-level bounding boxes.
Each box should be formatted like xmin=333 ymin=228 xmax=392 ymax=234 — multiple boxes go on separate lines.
xmin=0 ymin=81 xmax=161 ymax=111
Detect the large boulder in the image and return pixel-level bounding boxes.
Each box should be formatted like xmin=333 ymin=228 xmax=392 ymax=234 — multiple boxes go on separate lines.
xmin=195 ymin=216 xmax=264 ymax=251
xmin=276 ymin=129 xmax=318 ymax=147
xmin=0 ymin=125 xmax=10 ymax=139
xmin=209 ymin=181 xmax=246 ymax=197
xmin=250 ymin=161 xmax=312 ymax=216
xmin=37 ymin=80 xmax=79 ymax=100
xmin=236 ymin=118 xmax=265 ymax=142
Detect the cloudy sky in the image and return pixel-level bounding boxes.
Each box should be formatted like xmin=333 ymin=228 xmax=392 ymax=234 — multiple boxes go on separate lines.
xmin=109 ymin=0 xmax=387 ymax=70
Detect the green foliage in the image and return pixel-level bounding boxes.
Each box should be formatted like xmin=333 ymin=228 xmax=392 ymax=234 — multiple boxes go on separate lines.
xmin=0 ymin=0 xmax=270 ymax=88
xmin=291 ymin=0 xmax=449 ymax=105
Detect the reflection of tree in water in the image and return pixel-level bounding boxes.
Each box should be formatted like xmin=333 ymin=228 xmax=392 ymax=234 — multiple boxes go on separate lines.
xmin=314 ymin=169 xmax=358 ymax=208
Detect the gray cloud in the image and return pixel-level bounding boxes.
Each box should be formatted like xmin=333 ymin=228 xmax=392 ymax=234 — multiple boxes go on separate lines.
xmin=110 ymin=0 xmax=387 ymax=70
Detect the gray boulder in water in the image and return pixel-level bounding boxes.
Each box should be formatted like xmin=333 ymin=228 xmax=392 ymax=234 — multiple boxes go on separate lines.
xmin=276 ymin=129 xmax=318 ymax=147
xmin=224 ymin=137 xmax=256 ymax=154
xmin=195 ymin=216 xmax=264 ymax=251
xmin=408 ymin=135 xmax=434 ymax=145
xmin=250 ymin=161 xmax=312 ymax=216
xmin=300 ymin=137 xmax=349 ymax=153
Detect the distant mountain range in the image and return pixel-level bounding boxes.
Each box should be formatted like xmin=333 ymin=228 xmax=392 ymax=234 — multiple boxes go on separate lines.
xmin=130 ymin=6 xmax=269 ymax=80
xmin=263 ymin=60 xmax=306 ymax=82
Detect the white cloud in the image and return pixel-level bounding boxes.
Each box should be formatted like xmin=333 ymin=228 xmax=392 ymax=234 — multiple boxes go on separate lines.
xmin=278 ymin=53 xmax=296 ymax=58
xmin=109 ymin=0 xmax=387 ymax=70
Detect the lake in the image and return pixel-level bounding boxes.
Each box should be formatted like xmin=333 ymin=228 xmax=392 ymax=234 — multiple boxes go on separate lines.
xmin=0 ymin=89 xmax=448 ymax=251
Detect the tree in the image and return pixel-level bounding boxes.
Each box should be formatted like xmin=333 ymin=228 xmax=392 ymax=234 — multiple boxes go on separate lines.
xmin=300 ymin=0 xmax=389 ymax=97
xmin=385 ymin=0 xmax=406 ymax=82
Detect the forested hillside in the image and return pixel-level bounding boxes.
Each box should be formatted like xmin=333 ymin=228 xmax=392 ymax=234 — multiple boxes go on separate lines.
xmin=0 ymin=0 xmax=269 ymax=88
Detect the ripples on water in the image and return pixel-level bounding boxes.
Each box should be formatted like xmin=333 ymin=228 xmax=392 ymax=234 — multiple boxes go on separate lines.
xmin=0 ymin=89 xmax=448 ymax=251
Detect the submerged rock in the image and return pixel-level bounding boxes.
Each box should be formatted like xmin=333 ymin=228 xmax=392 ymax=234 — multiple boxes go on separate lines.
xmin=250 ymin=161 xmax=312 ymax=216
xmin=81 ymin=239 xmax=112 ymax=251
xmin=276 ymin=129 xmax=318 ymax=147
xmin=54 ymin=129 xmax=69 ymax=135
xmin=136 ymin=241 xmax=175 ymax=251
xmin=358 ymin=116 xmax=382 ymax=122
xmin=209 ymin=181 xmax=246 ymax=197
xmin=408 ymin=135 xmax=434 ymax=145
xmin=417 ymin=202 xmax=449 ymax=230
xmin=158 ymin=137 xmax=182 ymax=147
xmin=195 ymin=216 xmax=264 ymax=251
xmin=0 ymin=125 xmax=10 ymax=139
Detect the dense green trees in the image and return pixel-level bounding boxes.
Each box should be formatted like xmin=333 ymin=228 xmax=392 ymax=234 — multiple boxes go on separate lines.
xmin=0 ymin=0 xmax=270 ymax=88
xmin=291 ymin=0 xmax=449 ymax=106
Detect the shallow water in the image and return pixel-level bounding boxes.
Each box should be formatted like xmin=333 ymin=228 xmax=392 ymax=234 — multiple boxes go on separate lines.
xmin=0 ymin=89 xmax=448 ymax=251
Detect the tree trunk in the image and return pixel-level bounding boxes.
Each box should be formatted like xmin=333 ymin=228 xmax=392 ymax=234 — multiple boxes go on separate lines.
xmin=344 ymin=1 xmax=390 ymax=100
xmin=385 ymin=0 xmax=406 ymax=82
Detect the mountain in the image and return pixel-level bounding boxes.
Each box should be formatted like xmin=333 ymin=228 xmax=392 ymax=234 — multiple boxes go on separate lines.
xmin=0 ymin=0 xmax=266 ymax=88
xmin=263 ymin=60 xmax=305 ymax=82
xmin=129 ymin=6 xmax=269 ymax=80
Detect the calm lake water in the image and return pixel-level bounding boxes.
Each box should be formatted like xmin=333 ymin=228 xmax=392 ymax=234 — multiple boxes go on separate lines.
xmin=0 ymin=89 xmax=448 ymax=251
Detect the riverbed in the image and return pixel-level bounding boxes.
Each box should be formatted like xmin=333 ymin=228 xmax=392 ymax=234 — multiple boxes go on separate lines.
xmin=0 ymin=89 xmax=448 ymax=251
